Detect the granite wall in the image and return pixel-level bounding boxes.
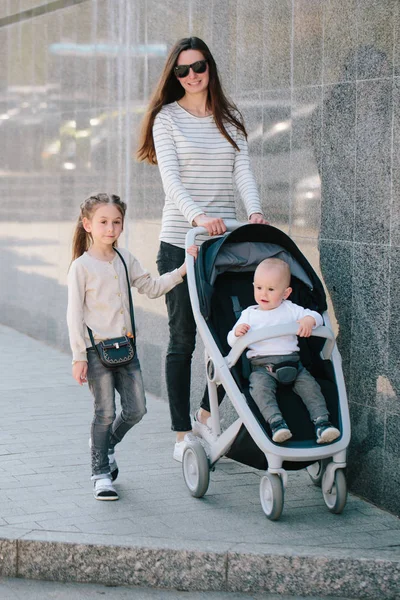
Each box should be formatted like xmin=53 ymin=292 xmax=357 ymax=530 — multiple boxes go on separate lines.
xmin=0 ymin=0 xmax=398 ymax=515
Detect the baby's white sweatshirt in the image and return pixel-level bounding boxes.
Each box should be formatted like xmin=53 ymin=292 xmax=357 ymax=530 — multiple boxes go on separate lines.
xmin=227 ymin=300 xmax=323 ymax=358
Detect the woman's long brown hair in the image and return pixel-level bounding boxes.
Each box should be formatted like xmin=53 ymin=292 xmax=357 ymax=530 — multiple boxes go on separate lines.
xmin=137 ymin=37 xmax=247 ymax=165
xmin=71 ymin=193 xmax=127 ymax=263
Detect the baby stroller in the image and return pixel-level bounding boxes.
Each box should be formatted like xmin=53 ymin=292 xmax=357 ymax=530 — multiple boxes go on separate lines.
xmin=182 ymin=222 xmax=351 ymax=521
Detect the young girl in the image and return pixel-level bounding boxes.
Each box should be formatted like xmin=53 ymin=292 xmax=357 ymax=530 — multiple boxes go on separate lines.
xmin=67 ymin=193 xmax=195 ymax=501
xmin=137 ymin=36 xmax=268 ymax=461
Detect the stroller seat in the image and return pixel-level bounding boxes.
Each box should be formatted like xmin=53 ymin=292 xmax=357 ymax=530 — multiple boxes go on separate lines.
xmin=209 ymin=270 xmax=340 ymax=470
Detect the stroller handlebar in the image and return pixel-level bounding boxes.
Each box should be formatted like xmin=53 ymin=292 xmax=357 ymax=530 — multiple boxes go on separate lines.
xmin=185 ymin=219 xmax=245 ymax=247
xmin=225 ymin=324 xmax=336 ymax=368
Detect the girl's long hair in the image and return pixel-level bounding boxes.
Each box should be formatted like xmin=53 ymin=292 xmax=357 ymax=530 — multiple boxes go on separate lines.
xmin=71 ymin=193 xmax=127 ymax=262
xmin=137 ymin=37 xmax=247 ymax=165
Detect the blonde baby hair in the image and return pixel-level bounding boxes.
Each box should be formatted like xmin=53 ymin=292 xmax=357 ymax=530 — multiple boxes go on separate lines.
xmin=255 ymin=258 xmax=291 ymax=288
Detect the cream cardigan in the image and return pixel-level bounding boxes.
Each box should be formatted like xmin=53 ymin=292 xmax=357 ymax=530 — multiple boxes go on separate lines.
xmin=67 ymin=248 xmax=183 ymax=362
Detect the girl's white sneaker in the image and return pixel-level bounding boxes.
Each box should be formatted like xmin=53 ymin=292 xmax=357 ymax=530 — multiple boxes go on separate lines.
xmin=93 ymin=477 xmax=119 ymax=501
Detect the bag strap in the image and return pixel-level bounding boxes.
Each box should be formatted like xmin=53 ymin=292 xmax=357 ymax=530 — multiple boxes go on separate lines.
xmin=87 ymin=248 xmax=136 ymax=348
xmin=114 ymin=248 xmax=136 ymax=340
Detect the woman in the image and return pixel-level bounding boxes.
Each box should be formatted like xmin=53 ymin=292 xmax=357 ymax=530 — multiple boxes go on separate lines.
xmin=137 ymin=37 xmax=267 ymax=461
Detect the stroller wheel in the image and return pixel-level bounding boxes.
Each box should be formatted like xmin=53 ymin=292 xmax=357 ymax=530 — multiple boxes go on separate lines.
xmin=182 ymin=441 xmax=210 ymax=498
xmin=322 ymin=468 xmax=347 ymax=514
xmin=260 ymin=473 xmax=284 ymax=521
xmin=307 ymin=459 xmax=329 ymax=487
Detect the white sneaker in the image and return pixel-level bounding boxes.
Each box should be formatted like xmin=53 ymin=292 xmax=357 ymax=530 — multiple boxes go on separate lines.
xmin=173 ymin=440 xmax=187 ymax=463
xmin=93 ymin=477 xmax=119 ymax=501
xmin=192 ymin=410 xmax=214 ymax=444
xmin=314 ymin=419 xmax=341 ymax=444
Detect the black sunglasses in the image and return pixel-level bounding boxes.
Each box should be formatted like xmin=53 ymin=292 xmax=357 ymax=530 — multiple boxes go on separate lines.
xmin=174 ymin=59 xmax=208 ymax=79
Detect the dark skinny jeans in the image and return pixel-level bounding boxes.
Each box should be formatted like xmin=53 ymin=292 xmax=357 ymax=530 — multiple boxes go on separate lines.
xmin=157 ymin=241 xmax=223 ymax=431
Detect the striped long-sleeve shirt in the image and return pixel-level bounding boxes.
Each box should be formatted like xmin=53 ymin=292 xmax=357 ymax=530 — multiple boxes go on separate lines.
xmin=153 ymin=101 xmax=262 ymax=248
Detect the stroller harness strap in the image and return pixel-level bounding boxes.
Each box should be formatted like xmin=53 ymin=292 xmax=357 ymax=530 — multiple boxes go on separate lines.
xmin=231 ymin=295 xmax=243 ymax=320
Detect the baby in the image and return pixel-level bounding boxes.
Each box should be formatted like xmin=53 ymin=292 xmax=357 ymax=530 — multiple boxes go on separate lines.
xmin=227 ymin=257 xmax=340 ymax=444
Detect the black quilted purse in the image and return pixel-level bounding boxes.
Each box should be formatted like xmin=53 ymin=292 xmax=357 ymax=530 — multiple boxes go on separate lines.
xmin=87 ymin=249 xmax=136 ymax=369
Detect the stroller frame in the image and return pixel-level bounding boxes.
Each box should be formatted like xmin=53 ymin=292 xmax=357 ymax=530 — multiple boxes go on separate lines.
xmin=183 ymin=221 xmax=351 ymax=519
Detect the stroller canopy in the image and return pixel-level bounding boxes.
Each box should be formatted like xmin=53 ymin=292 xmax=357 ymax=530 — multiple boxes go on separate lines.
xmin=195 ymin=224 xmax=327 ymax=320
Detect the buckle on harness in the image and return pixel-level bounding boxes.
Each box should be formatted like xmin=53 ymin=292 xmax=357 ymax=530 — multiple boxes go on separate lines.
xmin=268 ymin=361 xmax=299 ymax=385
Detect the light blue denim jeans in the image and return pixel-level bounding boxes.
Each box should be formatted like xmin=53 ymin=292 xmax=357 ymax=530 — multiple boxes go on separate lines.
xmin=249 ymin=353 xmax=329 ymax=424
xmin=87 ymin=348 xmax=147 ymax=479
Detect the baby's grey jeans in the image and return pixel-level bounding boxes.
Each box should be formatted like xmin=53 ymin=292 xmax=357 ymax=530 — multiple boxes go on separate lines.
xmin=249 ymin=353 xmax=329 ymax=424
xmin=87 ymin=348 xmax=147 ymax=480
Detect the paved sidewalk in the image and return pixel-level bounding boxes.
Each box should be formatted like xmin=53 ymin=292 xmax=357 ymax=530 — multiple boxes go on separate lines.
xmin=0 ymin=325 xmax=399 ymax=599
xmin=0 ymin=578 xmax=354 ymax=600
xmin=0 ymin=578 xmax=356 ymax=600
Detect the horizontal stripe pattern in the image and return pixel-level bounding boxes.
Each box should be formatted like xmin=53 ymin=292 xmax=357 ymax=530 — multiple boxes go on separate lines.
xmin=153 ymin=101 xmax=261 ymax=248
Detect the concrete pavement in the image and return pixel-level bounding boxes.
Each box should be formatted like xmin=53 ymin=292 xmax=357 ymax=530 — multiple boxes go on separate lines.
xmin=0 ymin=325 xmax=399 ymax=599
xmin=0 ymin=578 xmax=356 ymax=600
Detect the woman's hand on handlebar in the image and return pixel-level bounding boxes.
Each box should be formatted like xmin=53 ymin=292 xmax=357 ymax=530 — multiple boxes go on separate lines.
xmin=249 ymin=213 xmax=269 ymax=225
xmin=192 ymin=214 xmax=226 ymax=236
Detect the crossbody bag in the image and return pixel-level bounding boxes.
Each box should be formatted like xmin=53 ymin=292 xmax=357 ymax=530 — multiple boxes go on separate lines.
xmin=87 ymin=248 xmax=136 ymax=368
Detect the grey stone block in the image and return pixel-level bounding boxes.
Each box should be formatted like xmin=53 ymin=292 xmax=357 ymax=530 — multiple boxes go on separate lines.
xmin=226 ymin=550 xmax=400 ymax=599
xmin=347 ymin=403 xmax=385 ymax=506
xmin=261 ymin=89 xmax=291 ymax=227
xmin=236 ymin=1 xmax=264 ymax=94
xmin=0 ymin=539 xmax=17 ymax=577
xmin=319 ymin=82 xmax=356 ymax=242
xmin=263 ymin=0 xmax=292 ymax=90
xmin=354 ymin=78 xmax=392 ymax=245
xmin=290 ymin=84 xmax=323 ymax=238
xmin=17 ymin=540 xmax=227 ymax=591
xmin=322 ymin=0 xmax=358 ymax=85
xmin=293 ymin=0 xmax=323 ymax=87
xmin=357 ymin=1 xmax=395 ymax=80
xmin=387 ymin=247 xmax=400 ymax=410
xmin=381 ymin=412 xmax=400 ymax=515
